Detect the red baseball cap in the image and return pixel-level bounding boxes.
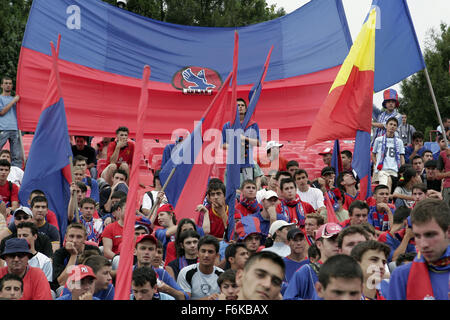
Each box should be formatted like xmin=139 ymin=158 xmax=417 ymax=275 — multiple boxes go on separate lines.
xmin=67 ymin=264 xmax=97 ymax=283
xmin=135 ymin=234 xmax=158 ymax=247
xmin=154 ymin=204 xmax=176 ymax=226
xmin=315 ymin=223 xmax=343 ymax=241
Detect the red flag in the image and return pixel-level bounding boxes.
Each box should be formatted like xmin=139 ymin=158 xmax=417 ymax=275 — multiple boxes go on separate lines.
xmin=324 ymin=191 xmax=339 ymax=224
xmin=114 ymin=65 xmax=151 ymax=300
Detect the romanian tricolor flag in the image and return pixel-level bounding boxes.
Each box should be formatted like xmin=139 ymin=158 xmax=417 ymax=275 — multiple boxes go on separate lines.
xmin=306 ymin=8 xmax=377 ymax=147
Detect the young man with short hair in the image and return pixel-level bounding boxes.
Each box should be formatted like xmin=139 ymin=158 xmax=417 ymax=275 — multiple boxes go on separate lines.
xmin=236 ymin=251 xmax=285 ymax=300
xmin=73 ymin=155 xmax=99 ymax=202
xmin=101 ymin=126 xmax=134 ymax=186
xmin=424 ymin=159 xmax=442 ymax=192
xmin=404 ymin=131 xmax=426 ymax=164
xmin=294 ymin=169 xmax=326 ymax=215
xmin=0 ymin=149 xmax=23 ymax=187
xmin=340 ymin=200 xmax=370 ymax=228
xmin=351 ymin=240 xmax=391 ymax=300
xmin=0 ymin=77 xmax=22 ymax=168
xmin=72 ymin=137 xmax=97 ymax=178
xmin=196 ymin=181 xmax=228 ymax=239
xmin=235 ymin=180 xmax=261 ymax=218
xmin=224 ymin=242 xmax=249 ymax=272
xmin=372 ymin=117 xmax=405 ymax=193
xmin=411 ymin=155 xmax=426 ymax=182
xmin=69 ymin=197 xmax=103 ymax=243
xmin=337 ymin=171 xmax=359 ymax=210
xmin=315 ymin=254 xmax=363 ymax=300
xmin=131 ymin=266 xmax=175 ymax=300
xmin=0 ymin=273 xmax=23 ymax=300
xmin=304 ymin=213 xmax=324 ymax=245
xmin=388 ymin=198 xmax=450 ymax=300
xmin=0 ymin=159 xmax=19 ymax=214
xmin=368 ymin=185 xmax=395 ymax=235
xmin=283 ymin=222 xmax=342 ymax=300
xmin=99 ymin=168 xmax=128 ymax=216
xmin=283 ymin=228 xmax=309 ymax=285
xmin=286 ymin=161 xmax=300 ymax=178
xmin=177 ymin=235 xmax=224 ymax=300
xmin=217 ymin=269 xmax=239 ymax=300
xmin=134 ymin=234 xmax=187 ymax=300
xmin=30 ymin=195 xmax=60 ymax=252
xmin=337 ymin=225 xmax=370 ymax=256
xmin=276 ymin=178 xmax=315 ymax=228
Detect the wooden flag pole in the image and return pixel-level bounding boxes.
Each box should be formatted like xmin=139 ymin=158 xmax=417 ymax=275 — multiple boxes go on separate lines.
xmin=149 ymin=167 xmax=176 ymax=218
xmin=69 ymin=155 xmax=79 ymax=223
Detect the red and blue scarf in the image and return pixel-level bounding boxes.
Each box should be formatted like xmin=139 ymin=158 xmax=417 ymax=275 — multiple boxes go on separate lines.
xmin=406 ymin=246 xmax=450 ymax=300
xmin=376 ymin=134 xmax=401 ymax=171
xmin=278 ymin=195 xmax=306 ymax=227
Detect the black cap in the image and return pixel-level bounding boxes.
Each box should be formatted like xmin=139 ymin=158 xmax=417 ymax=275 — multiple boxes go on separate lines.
xmin=287 ymin=228 xmax=305 ymax=241
xmin=321 ymin=166 xmax=335 ymax=176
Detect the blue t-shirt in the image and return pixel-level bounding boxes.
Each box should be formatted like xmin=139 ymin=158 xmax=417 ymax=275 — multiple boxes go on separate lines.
xmin=61 ymin=283 xmax=115 ymax=300
xmin=283 ymin=263 xmax=320 ymax=300
xmin=281 ymin=257 xmax=310 ymax=296
xmin=0 ymin=95 xmax=18 ymax=130
xmin=56 ymin=293 xmax=101 ymax=300
xmin=83 ymin=177 xmax=99 ymax=203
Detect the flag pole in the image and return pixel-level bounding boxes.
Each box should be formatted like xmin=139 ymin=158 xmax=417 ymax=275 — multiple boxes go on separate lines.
xmin=68 ymin=155 xmax=79 ymax=223
xmin=18 ymin=130 xmax=26 ymax=167
xmin=149 ymin=167 xmax=176 ymax=217
xmin=423 ymin=67 xmax=448 ymax=145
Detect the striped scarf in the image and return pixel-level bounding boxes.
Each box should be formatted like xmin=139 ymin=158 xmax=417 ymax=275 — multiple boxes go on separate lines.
xmin=279 ymin=195 xmax=306 ymax=227
xmin=369 ymin=206 xmax=390 ymax=231
xmin=406 ymin=246 xmax=450 ymax=300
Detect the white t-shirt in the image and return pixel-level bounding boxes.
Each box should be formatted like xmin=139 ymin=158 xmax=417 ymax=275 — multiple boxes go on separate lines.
xmin=297 ymin=187 xmax=324 ymax=210
xmin=141 ymin=190 xmax=168 ymax=210
xmin=373 ymin=136 xmax=405 ymax=173
xmin=177 ymin=263 xmax=223 ymax=299
xmin=7 ymin=166 xmax=23 ymax=187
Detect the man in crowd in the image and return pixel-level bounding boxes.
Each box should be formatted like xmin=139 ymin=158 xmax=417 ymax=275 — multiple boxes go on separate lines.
xmin=294 ymin=169 xmax=326 ymax=215
xmin=340 ymin=200 xmax=370 ymax=229
xmin=72 ymin=137 xmax=97 ymax=178
xmin=337 ymin=225 xmax=370 ymax=256
xmin=388 ymin=199 xmax=449 ymax=300
xmin=0 ymin=77 xmax=22 ymax=168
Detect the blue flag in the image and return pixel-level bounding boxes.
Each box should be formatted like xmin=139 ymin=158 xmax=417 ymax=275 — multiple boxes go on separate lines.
xmin=19 ymin=40 xmax=73 ymax=239
xmin=370 ymin=0 xmax=426 ymax=92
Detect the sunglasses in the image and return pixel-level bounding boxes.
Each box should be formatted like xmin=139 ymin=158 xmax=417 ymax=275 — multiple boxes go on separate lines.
xmin=14 ymin=215 xmax=30 ymax=221
xmin=5 ymin=253 xmax=29 ymax=259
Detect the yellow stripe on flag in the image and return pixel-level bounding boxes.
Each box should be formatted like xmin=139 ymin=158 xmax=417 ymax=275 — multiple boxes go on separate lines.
xmin=329 ymin=9 xmax=376 ymax=93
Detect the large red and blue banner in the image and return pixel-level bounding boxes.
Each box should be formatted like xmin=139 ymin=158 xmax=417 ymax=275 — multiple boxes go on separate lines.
xmin=17 ymin=0 xmax=353 ymax=140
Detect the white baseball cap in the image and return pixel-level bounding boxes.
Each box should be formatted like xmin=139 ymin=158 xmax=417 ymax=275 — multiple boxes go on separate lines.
xmin=265 ymin=141 xmax=283 ymax=151
xmin=269 ymin=220 xmax=296 ymax=237
xmin=262 ymin=190 xmax=279 ymax=201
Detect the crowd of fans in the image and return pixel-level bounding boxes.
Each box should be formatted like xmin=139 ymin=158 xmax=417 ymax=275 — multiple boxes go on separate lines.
xmin=0 ymin=76 xmax=449 ymax=301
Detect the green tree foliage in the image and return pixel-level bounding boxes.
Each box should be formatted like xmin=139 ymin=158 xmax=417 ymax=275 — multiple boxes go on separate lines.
xmin=399 ymin=23 xmax=450 ymax=139
xmin=0 ymin=0 xmax=32 ymax=86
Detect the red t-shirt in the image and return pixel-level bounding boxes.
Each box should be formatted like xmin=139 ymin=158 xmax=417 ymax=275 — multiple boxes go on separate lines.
xmin=165 ymin=241 xmax=176 ymax=267
xmin=46 ymin=209 xmax=59 ymax=231
xmin=101 ymin=221 xmax=123 ymax=254
xmin=197 ymin=206 xmax=226 ymax=239
xmin=106 ymin=140 xmax=135 ymax=167
xmin=257 ymin=155 xmax=288 ymax=172
xmin=0 ymin=181 xmax=19 ymax=204
xmin=0 ymin=266 xmax=52 ymax=300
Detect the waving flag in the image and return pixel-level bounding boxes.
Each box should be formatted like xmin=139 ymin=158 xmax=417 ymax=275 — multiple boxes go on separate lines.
xmin=225 ymin=47 xmax=273 ymax=241
xmin=114 ymin=65 xmax=151 ymax=300
xmin=370 ymin=0 xmax=425 ymax=92
xmin=18 ymin=38 xmax=72 ymax=238
xmin=306 ymin=8 xmax=376 ymax=147
xmin=352 ymin=130 xmax=373 ymax=200
xmin=159 ymin=73 xmax=232 ymax=218
xmin=17 ymin=0 xmax=352 ymax=141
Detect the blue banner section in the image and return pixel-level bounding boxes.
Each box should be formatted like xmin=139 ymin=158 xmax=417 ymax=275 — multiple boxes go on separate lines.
xmin=23 ymin=0 xmax=352 ymax=84
xmin=368 ymin=0 xmax=425 ymax=92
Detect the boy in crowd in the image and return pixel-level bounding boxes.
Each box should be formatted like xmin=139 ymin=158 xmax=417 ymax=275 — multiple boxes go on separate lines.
xmin=315 ymin=254 xmax=363 ymax=300
xmin=217 ymin=269 xmax=239 ymax=300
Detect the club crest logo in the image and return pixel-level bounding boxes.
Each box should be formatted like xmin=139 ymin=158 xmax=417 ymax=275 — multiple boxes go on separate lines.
xmin=172 ymin=66 xmax=222 ymax=95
